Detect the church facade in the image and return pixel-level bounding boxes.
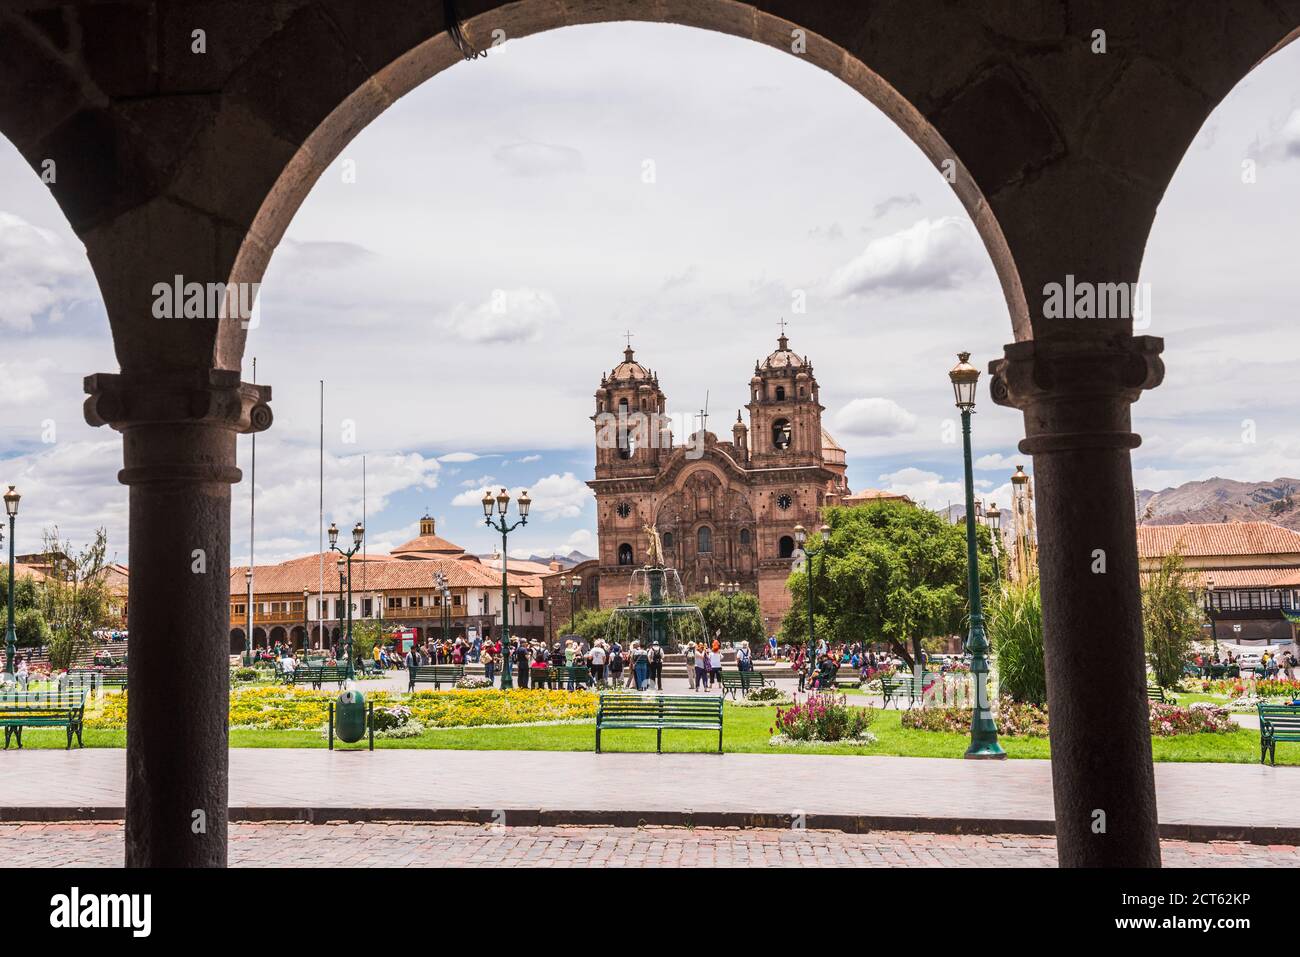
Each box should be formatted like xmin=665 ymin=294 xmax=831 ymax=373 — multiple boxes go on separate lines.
xmin=588 ymin=334 xmax=850 ymax=634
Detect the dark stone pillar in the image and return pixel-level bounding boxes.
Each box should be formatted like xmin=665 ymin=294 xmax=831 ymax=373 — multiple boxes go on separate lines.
xmin=989 ymin=335 xmax=1164 ymax=868
xmin=85 ymin=369 xmax=271 ymax=868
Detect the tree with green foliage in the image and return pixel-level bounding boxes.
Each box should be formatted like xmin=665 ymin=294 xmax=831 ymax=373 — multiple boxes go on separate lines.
xmin=1142 ymin=551 xmax=1201 ymax=688
xmin=688 ymin=590 xmax=764 ymax=648
xmin=985 ymin=578 xmax=1046 ymax=705
xmin=779 ymin=501 xmax=992 ymax=668
xmin=350 ymin=619 xmax=386 ymax=661
xmin=567 ymin=605 xmax=614 ymax=645
xmin=37 ymin=527 xmax=113 ymax=671
xmin=14 ymin=607 xmax=52 ymax=648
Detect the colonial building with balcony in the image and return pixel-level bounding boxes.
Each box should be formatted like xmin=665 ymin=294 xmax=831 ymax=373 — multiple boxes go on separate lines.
xmin=1137 ymin=521 xmax=1300 ymax=645
xmin=228 ymin=515 xmax=546 ymax=651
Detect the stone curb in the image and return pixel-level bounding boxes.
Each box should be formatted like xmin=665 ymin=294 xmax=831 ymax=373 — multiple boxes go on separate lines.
xmin=1 ymin=805 xmax=1296 ymax=845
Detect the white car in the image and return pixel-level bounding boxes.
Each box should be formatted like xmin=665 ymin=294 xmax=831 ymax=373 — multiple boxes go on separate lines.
xmin=1236 ymin=653 xmax=1262 ymax=671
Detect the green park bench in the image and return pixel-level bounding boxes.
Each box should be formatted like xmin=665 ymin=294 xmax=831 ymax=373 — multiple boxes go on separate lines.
xmin=0 ymin=690 xmax=87 ymax=749
xmin=66 ymin=668 xmax=128 ymax=690
xmin=526 ymin=665 xmax=591 ymax=689
xmin=1146 ymin=685 xmax=1177 ymax=704
xmin=595 ymin=692 xmax=724 ymax=753
xmin=718 ymin=670 xmax=769 ymax=699
xmin=360 ymin=659 xmax=385 ymax=678
xmin=880 ymin=673 xmax=922 ymax=709
xmin=1257 ymin=703 xmax=1300 ymax=765
xmin=408 ymin=664 xmax=465 ymax=691
xmin=290 ymin=666 xmax=349 ymax=689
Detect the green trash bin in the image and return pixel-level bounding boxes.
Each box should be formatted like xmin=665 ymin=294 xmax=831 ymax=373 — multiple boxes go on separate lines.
xmin=330 ymin=689 xmax=373 ymax=749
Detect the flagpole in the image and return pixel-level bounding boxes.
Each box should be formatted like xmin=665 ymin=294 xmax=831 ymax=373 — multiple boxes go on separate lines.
xmin=318 ymin=379 xmax=324 ymax=651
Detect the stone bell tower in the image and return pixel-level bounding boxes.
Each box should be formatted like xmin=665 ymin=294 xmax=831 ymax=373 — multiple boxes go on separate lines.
xmin=745 ymin=332 xmax=824 ymax=469
xmin=592 ymin=344 xmax=670 ymax=477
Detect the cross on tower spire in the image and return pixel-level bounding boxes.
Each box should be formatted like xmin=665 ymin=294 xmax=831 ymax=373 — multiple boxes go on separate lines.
xmin=777 ymin=317 xmax=789 ymax=350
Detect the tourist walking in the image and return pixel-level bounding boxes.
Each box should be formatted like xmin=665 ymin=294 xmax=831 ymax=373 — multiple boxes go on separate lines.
xmin=648 ymin=641 xmax=664 ymax=690
xmin=631 ymin=641 xmax=649 ymax=690
xmin=693 ymin=642 xmax=708 ymax=692
xmin=482 ymin=647 xmax=495 ymax=685
xmin=588 ymin=640 xmax=607 ymax=687
xmin=608 ymin=641 xmax=625 ymax=687
xmin=708 ymin=645 xmax=722 ymax=688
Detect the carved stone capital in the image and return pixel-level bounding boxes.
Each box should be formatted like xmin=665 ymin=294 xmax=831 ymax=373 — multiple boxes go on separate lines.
xmin=988 ymin=336 xmax=1164 ymax=455
xmin=83 ymin=369 xmax=272 ymax=486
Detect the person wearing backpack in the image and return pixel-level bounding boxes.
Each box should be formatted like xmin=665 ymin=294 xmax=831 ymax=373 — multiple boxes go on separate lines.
xmin=648 ymin=642 xmax=664 ymax=690
xmin=737 ymin=642 xmax=752 ymax=672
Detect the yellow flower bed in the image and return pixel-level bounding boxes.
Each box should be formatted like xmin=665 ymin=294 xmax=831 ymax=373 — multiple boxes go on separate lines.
xmin=83 ymin=687 xmax=597 ymax=732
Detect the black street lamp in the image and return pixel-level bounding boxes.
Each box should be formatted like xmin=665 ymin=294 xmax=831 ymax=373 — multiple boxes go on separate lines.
xmin=4 ymin=485 xmax=20 ymax=677
xmin=986 ymin=503 xmax=1002 ymax=581
xmin=793 ymin=523 xmax=830 ymax=688
xmin=482 ymin=488 xmax=530 ymax=689
xmin=949 ymin=351 xmax=1005 ymax=759
xmin=433 ymin=571 xmax=448 ymax=640
xmin=1205 ymin=575 xmax=1219 ymax=660
xmin=244 ymin=568 xmax=253 ymax=665
xmin=721 ymin=581 xmax=741 ymax=646
xmin=560 ymin=573 xmax=582 ymax=634
xmin=329 ymin=520 xmax=364 ymax=679
xmin=301 ymin=587 xmax=309 ymax=652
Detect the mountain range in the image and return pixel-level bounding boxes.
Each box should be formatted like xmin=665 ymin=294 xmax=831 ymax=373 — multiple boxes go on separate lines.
xmin=1137 ymin=477 xmax=1299 ymax=530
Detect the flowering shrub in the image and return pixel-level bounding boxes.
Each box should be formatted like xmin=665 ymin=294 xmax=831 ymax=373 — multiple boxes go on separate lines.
xmin=371 ymin=705 xmax=412 ymax=731
xmin=772 ymin=693 xmax=874 ymax=742
xmin=732 ymin=685 xmax=791 ymax=708
xmin=454 ymin=677 xmax=493 ymax=690
xmin=85 ymin=687 xmax=598 ymax=731
xmin=1199 ymin=677 xmax=1300 ymax=699
xmin=902 ymin=697 xmax=1049 ymax=737
xmin=1148 ymin=702 xmax=1237 ymax=736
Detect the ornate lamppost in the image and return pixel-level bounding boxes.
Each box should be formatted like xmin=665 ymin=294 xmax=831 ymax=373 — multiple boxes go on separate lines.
xmin=793 ymin=523 xmax=831 ymax=687
xmin=1205 ymin=574 xmax=1219 ymax=660
xmin=482 ymin=488 xmax=530 ymax=689
xmin=949 ymin=351 xmax=1005 ymax=759
xmin=328 ymin=520 xmax=364 ymax=679
xmin=433 ymin=571 xmax=448 ymax=641
xmin=560 ymin=573 xmax=582 ymax=634
xmin=721 ymin=581 xmax=741 ymax=646
xmin=301 ymin=587 xmax=310 ymax=652
xmin=986 ymin=503 xmax=1002 ymax=581
xmin=244 ymin=568 xmax=253 ymax=665
xmin=4 ymin=485 xmax=19 ymax=678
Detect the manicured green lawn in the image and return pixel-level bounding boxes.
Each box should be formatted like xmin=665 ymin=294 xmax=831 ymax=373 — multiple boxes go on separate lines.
xmin=13 ymin=705 xmax=1293 ymax=764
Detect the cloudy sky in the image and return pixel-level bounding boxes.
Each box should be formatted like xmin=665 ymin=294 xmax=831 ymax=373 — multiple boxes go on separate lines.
xmin=1 ymin=24 xmax=1298 ymax=565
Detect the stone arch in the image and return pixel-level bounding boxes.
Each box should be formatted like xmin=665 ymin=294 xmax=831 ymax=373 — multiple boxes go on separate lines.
xmin=251 ymin=627 xmax=267 ymax=648
xmin=290 ymin=625 xmax=306 ymax=649
xmin=229 ymin=629 xmax=246 ymax=655
xmin=269 ymin=625 xmax=287 ymax=645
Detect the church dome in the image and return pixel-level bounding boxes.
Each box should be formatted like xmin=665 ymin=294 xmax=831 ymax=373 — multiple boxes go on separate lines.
xmin=610 ymin=346 xmax=652 ymax=381
xmin=761 ymin=334 xmax=805 ymax=371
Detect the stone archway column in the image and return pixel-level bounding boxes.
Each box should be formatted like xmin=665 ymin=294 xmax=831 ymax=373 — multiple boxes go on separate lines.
xmin=86 ymin=369 xmax=271 ymax=868
xmin=989 ymin=335 xmax=1164 ymax=868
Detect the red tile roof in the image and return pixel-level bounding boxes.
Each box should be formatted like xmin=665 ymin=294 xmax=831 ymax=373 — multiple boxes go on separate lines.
xmin=1136 ymin=521 xmax=1300 ymax=559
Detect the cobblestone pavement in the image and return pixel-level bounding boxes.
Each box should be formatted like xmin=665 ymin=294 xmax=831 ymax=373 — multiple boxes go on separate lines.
xmin=2 ymin=822 xmax=1297 ymax=867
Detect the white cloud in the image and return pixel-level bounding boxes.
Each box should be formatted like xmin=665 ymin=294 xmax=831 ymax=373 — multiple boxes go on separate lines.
xmin=517 ymin=454 xmax=541 ymax=463
xmin=452 ymin=472 xmax=591 ymax=520
xmin=827 ymin=217 xmax=986 ymax=296
xmin=460 ymin=474 xmax=496 ymax=487
xmin=833 ymin=397 xmax=917 ymax=437
xmin=974 ymin=452 xmax=1023 ymax=472
xmin=0 ymin=360 xmax=53 ymax=406
xmin=492 ymin=141 xmax=584 ymax=177
xmin=439 ymin=452 xmax=487 ymax=463
xmin=0 ymin=211 xmax=94 ymax=331
xmin=439 ymin=287 xmax=558 ymax=343
xmin=510 ymin=527 xmax=595 ymax=559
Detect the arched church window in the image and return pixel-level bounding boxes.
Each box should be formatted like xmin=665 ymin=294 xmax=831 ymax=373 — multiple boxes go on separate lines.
xmin=697 ymin=526 xmax=713 ymax=553
xmin=772 ymin=418 xmax=792 ymax=451
xmin=739 ymin=528 xmax=751 ymax=546
xmin=778 ymin=535 xmax=795 ymax=559
xmin=775 ymin=386 xmax=785 ymax=401
xmin=617 ymin=543 xmax=634 ymax=566
xmin=663 ymin=532 xmax=674 ymax=550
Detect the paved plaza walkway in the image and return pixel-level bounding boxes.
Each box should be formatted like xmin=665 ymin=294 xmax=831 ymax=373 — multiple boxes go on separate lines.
xmin=1 ymin=822 xmax=1294 ymax=867
xmin=2 ymin=748 xmax=1295 ymax=842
